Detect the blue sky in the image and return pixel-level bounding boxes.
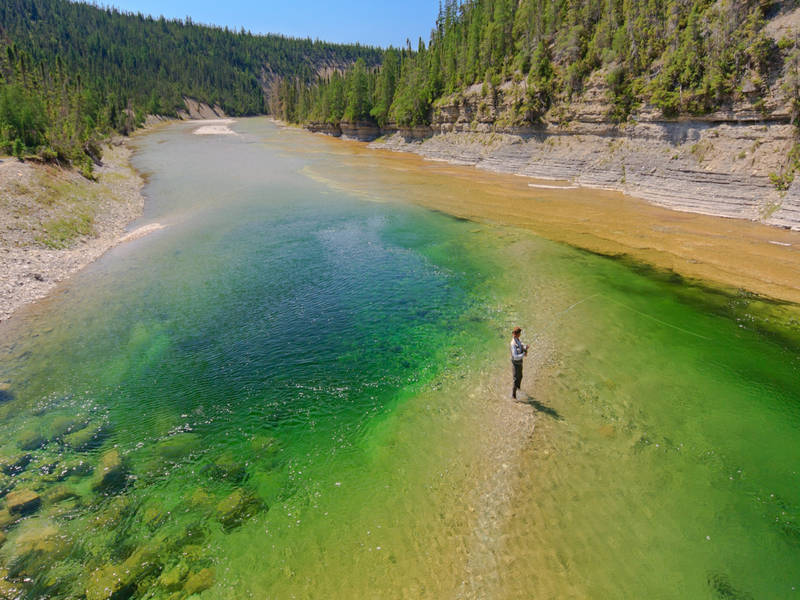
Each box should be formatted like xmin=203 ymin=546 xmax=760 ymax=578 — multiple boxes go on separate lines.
xmin=95 ymin=0 xmax=441 ymax=48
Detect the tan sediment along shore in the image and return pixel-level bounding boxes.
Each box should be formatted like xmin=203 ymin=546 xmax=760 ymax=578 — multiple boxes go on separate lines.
xmin=296 ymin=128 xmax=800 ymax=305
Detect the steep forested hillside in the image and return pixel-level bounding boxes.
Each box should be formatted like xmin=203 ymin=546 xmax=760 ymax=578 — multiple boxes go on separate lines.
xmin=0 ymin=0 xmax=381 ymax=169
xmin=276 ymin=0 xmax=798 ymax=128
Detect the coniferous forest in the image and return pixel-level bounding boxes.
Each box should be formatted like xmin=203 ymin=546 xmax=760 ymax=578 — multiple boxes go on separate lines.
xmin=3 ymin=0 xmax=799 ymax=174
xmin=0 ymin=0 xmax=381 ymax=171
xmin=274 ymin=0 xmax=797 ymax=130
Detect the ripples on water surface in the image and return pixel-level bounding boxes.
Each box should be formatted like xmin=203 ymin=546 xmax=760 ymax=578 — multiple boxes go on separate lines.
xmin=0 ymin=118 xmax=798 ymax=599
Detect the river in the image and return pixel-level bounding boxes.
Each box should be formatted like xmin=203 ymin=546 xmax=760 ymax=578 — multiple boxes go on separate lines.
xmin=0 ymin=118 xmax=798 ymax=599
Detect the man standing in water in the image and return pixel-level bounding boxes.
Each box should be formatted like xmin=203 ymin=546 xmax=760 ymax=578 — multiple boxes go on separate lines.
xmin=510 ymin=326 xmax=529 ymax=399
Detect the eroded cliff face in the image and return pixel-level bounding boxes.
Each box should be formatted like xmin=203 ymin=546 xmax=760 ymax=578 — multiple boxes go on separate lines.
xmin=177 ymin=97 xmax=226 ymax=120
xmin=366 ymin=69 xmax=800 ymax=230
xmin=301 ymin=3 xmax=800 ymax=230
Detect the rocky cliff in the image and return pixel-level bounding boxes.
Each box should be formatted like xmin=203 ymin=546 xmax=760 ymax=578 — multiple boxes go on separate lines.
xmin=314 ymin=8 xmax=800 ymax=231
xmin=370 ymin=77 xmax=800 ymax=230
xmin=177 ymin=97 xmax=226 ymax=120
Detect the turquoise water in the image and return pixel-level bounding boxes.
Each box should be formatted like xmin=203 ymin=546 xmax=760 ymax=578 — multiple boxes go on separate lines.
xmin=0 ymin=118 xmax=798 ymax=599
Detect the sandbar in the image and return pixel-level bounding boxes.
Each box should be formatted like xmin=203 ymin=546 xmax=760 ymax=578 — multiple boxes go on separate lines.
xmin=192 ymin=119 xmax=236 ymax=135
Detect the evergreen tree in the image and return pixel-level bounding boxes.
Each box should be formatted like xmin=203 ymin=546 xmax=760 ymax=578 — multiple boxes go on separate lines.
xmin=370 ymin=48 xmax=400 ymax=127
xmin=344 ymin=58 xmax=371 ymax=122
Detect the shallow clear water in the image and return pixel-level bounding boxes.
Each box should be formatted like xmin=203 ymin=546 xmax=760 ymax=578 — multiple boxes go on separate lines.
xmin=0 ymin=119 xmax=798 ymax=599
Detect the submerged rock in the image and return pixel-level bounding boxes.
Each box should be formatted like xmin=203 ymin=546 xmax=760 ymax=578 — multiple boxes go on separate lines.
xmin=183 ymin=567 xmax=215 ymax=595
xmin=29 ymin=453 xmax=61 ymax=478
xmin=0 ymin=569 xmax=22 ymax=598
xmin=215 ymin=488 xmax=261 ymax=531
xmin=91 ymin=449 xmax=128 ymax=493
xmin=6 ymin=489 xmax=41 ymax=516
xmin=44 ymin=484 xmax=80 ymax=505
xmin=250 ymin=435 xmax=281 ymax=458
xmin=0 ymin=531 xmax=5 ymax=548
xmin=0 ymin=382 xmax=12 ymax=404
xmin=170 ymin=521 xmax=208 ymax=551
xmin=0 ymin=508 xmax=17 ymax=529
xmin=50 ymin=457 xmax=94 ymax=481
xmin=89 ymin=496 xmax=130 ymax=531
xmin=211 ymin=451 xmax=246 ymax=482
xmin=64 ymin=424 xmax=107 ymax=451
xmin=124 ymin=544 xmax=164 ymax=576
xmin=0 ymin=452 xmax=32 ymax=476
xmin=141 ymin=502 xmax=168 ymax=530
xmin=178 ymin=543 xmax=205 ymax=563
xmin=187 ymin=487 xmax=213 ymax=511
xmin=0 ymin=474 xmax=13 ymax=499
xmin=47 ymin=415 xmax=89 ymax=439
xmin=158 ymin=561 xmax=189 ymax=591
xmin=155 ymin=433 xmax=201 ymax=461
xmin=16 ymin=428 xmax=47 ymax=451
xmin=85 ymin=540 xmax=165 ymax=600
xmin=85 ymin=565 xmax=128 ymax=600
xmin=6 ymin=519 xmax=71 ymax=578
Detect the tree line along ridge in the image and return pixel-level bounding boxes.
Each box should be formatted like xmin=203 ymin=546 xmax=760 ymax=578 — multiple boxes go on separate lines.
xmin=3 ymin=0 xmax=800 ymax=177
xmin=0 ymin=0 xmax=381 ymax=172
xmin=273 ymin=0 xmax=800 ymax=131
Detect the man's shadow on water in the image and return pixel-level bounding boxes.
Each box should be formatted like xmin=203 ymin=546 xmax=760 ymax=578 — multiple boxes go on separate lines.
xmin=514 ymin=396 xmax=563 ymax=421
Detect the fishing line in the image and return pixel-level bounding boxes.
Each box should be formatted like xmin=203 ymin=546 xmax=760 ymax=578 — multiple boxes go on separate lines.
xmin=551 ymin=293 xmax=600 ymax=318
xmin=531 ymin=292 xmax=601 ymax=339
xmin=598 ymin=294 xmax=712 ymax=340
xmin=535 ymin=292 xmax=712 ymax=341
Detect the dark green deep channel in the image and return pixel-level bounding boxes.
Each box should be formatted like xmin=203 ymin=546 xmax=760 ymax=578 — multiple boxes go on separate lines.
xmin=0 ymin=119 xmax=798 ymax=599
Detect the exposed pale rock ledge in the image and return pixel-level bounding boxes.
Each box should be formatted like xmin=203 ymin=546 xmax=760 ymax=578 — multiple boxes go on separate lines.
xmin=177 ymin=97 xmax=226 ymax=121
xmin=309 ymin=70 xmax=800 ymax=231
xmin=370 ymin=119 xmax=800 ymax=231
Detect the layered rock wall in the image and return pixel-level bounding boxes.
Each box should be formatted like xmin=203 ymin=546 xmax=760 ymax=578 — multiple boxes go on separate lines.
xmin=300 ymin=56 xmax=800 ymax=230
xmin=366 ymin=75 xmax=800 ymax=230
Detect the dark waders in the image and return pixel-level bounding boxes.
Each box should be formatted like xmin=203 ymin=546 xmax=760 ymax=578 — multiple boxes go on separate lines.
xmin=512 ymin=359 xmax=523 ymax=399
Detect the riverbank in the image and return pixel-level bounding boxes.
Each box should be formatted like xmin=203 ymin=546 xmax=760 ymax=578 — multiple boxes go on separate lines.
xmin=292 ymin=125 xmax=800 ymax=306
xmin=303 ymin=43 xmax=800 ymax=233
xmin=0 ymin=110 xmax=249 ymax=323
xmin=0 ymin=142 xmax=147 ymax=322
xmin=368 ymin=122 xmax=800 ymax=231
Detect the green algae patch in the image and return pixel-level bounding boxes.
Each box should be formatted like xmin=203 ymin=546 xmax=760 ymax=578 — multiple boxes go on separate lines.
xmin=184 ymin=567 xmax=215 ymax=595
xmin=154 ymin=433 xmax=201 ymax=461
